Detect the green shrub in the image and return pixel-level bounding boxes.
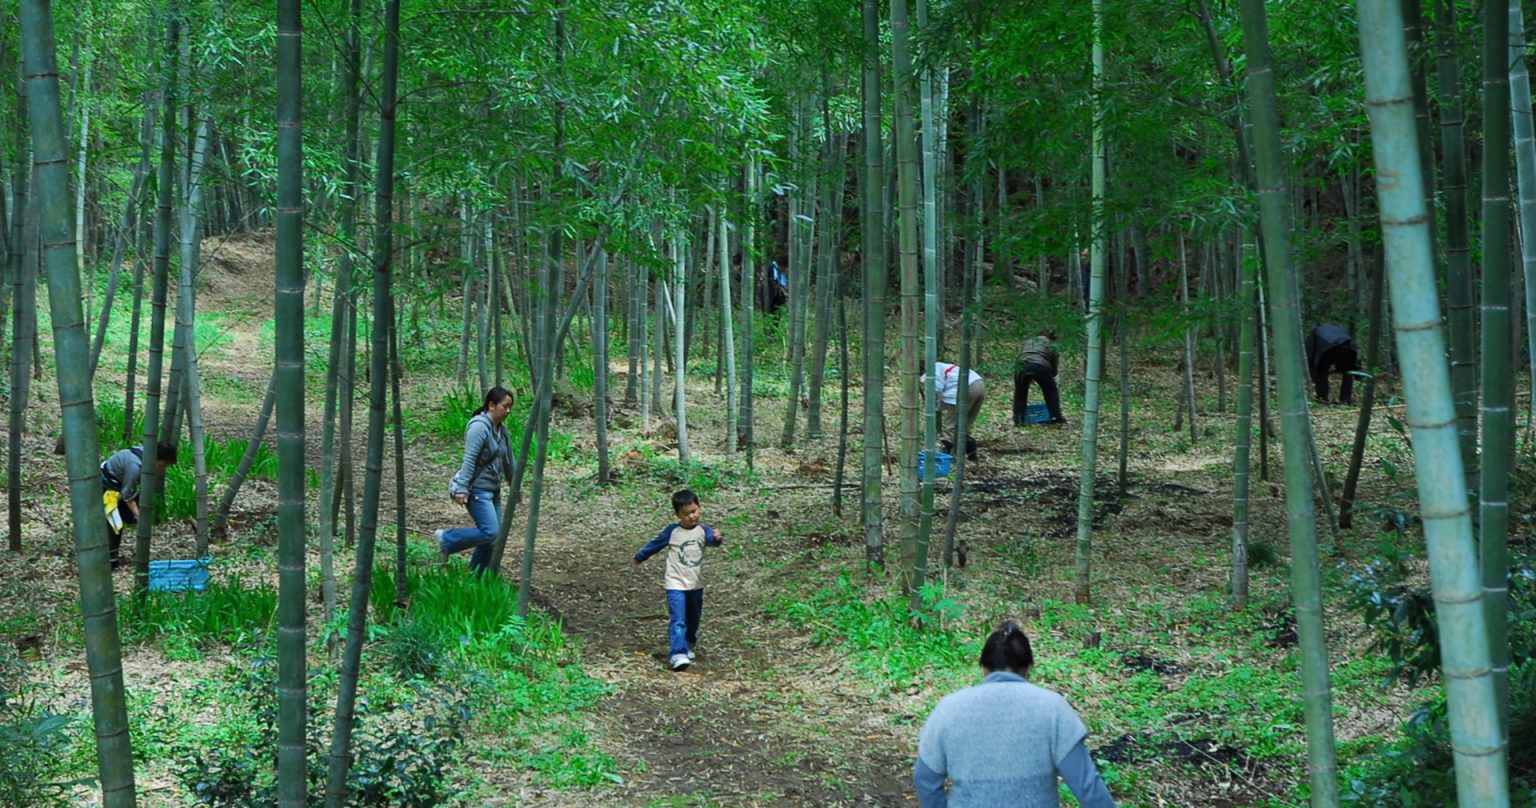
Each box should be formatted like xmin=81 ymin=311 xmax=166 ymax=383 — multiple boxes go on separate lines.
xmin=174 ymin=660 xmax=469 ymax=806
xmin=0 ymin=654 xmax=85 ymax=806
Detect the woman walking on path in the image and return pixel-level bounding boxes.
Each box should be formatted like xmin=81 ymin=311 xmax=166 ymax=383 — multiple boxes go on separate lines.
xmin=914 ymin=620 xmax=1116 ymax=807
xmin=435 ymin=387 xmax=514 ymax=573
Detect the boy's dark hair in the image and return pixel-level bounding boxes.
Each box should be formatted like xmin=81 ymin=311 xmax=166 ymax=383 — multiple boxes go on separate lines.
xmin=671 ymin=489 xmax=700 ymax=513
xmin=1039 ymin=328 xmax=1058 ymax=340
xmin=979 ymin=620 xmax=1034 ymax=674
xmin=156 ymin=441 xmax=179 ymax=464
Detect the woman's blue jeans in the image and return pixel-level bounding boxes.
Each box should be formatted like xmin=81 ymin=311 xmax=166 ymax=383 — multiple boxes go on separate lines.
xmin=666 ymin=588 xmax=703 ymax=656
xmin=441 ymin=488 xmax=499 ymax=571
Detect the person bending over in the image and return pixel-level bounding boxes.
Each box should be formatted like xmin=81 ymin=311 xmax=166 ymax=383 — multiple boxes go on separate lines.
xmin=101 ymin=441 xmax=178 ymax=569
xmin=1304 ymin=324 xmax=1358 ymax=405
xmin=1013 ymin=329 xmax=1067 ymax=426
xmin=921 ymin=361 xmax=985 ymax=460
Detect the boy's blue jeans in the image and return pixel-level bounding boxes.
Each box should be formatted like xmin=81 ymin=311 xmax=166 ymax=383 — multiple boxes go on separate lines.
xmin=666 ymin=588 xmax=703 ymax=656
xmin=441 ymin=488 xmax=499 ymax=571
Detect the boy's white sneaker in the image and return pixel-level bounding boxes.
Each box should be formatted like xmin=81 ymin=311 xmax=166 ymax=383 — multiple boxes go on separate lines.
xmin=669 ymin=653 xmax=691 ymax=671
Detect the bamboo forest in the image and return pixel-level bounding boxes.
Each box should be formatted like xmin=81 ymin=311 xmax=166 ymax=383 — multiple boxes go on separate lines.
xmin=3 ymin=0 xmax=1536 ymax=805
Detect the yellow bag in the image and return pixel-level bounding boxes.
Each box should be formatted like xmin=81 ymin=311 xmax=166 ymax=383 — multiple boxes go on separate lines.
xmin=103 ymin=490 xmax=123 ymax=533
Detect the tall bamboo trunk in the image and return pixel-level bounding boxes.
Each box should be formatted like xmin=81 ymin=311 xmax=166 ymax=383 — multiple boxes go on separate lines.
xmin=1435 ymin=0 xmax=1479 ymax=488
xmin=1356 ymin=4 xmax=1511 ymax=801
xmin=892 ymin=0 xmax=922 ymax=588
xmin=595 ymin=248 xmax=611 ymax=483
xmin=1231 ymin=237 xmax=1257 ymax=608
xmin=133 ymin=23 xmax=178 ymax=591
xmin=719 ymin=206 xmax=737 ymax=456
xmin=1239 ymin=0 xmax=1339 ymax=800
xmin=325 ymin=0 xmax=398 ymax=798
xmin=741 ymin=157 xmax=757 ymax=468
xmin=673 ymin=237 xmax=688 ymax=461
xmin=273 ymin=1 xmax=309 ymax=803
xmin=1340 ymin=244 xmax=1385 ymax=529
xmin=860 ymin=0 xmax=885 ymax=569
xmin=1512 ymin=0 xmax=1536 ymax=428
xmin=19 ymin=2 xmax=138 ymax=801
xmin=177 ymin=116 xmax=212 ymax=555
xmin=1076 ymin=0 xmax=1109 ymax=605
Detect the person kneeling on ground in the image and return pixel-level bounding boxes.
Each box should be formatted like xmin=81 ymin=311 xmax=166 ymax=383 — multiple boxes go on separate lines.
xmin=915 ymin=620 xmax=1116 ymax=807
xmin=1304 ymin=323 xmax=1358 ymax=405
xmin=1014 ymin=328 xmax=1067 ymax=426
xmin=101 ymin=441 xmax=178 ymax=570
xmin=435 ymin=386 xmax=515 ymax=573
xmin=921 ymin=361 xmax=985 ymax=461
xmin=633 ymin=489 xmax=724 ymax=672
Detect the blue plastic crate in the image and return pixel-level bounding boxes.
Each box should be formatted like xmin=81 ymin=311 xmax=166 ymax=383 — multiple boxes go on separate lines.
xmin=148 ymin=557 xmax=211 ymax=593
xmin=917 ymin=451 xmax=953 ymax=479
xmin=1025 ymin=403 xmax=1051 ymax=423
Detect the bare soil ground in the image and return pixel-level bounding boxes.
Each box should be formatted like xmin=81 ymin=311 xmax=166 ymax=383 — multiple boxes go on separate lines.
xmin=0 ymin=230 xmax=1463 ymax=806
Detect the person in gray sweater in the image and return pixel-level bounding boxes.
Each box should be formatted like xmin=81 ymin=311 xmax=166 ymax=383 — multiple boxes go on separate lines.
xmin=915 ymin=620 xmax=1116 ymax=807
xmin=434 ymin=387 xmax=514 ymax=572
xmin=100 ymin=442 xmax=178 ymax=569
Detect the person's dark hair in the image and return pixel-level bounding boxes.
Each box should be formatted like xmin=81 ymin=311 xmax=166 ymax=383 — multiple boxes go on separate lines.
xmin=671 ymin=489 xmax=700 ymax=514
xmin=1039 ymin=328 xmax=1058 ymax=341
xmin=475 ymin=386 xmax=513 ymax=415
xmin=979 ymin=620 xmax=1034 ymax=675
xmin=156 ymin=441 xmax=179 ymax=464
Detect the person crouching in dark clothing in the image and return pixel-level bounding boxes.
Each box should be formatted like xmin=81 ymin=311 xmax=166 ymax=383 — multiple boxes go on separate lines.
xmin=1014 ymin=329 xmax=1067 ymax=426
xmin=101 ymin=441 xmax=178 ymax=569
xmin=1305 ymin=324 xmax=1358 ymax=405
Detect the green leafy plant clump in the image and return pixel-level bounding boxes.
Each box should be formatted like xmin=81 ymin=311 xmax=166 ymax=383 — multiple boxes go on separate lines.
xmin=118 ymin=574 xmax=277 ymax=651
xmin=0 ymin=654 xmax=86 ymax=807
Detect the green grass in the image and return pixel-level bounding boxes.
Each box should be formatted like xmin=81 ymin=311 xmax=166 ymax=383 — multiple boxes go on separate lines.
xmin=117 ymin=574 xmax=277 ymax=650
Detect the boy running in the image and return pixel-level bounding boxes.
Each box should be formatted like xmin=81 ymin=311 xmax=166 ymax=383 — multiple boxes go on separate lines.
xmin=633 ymin=489 xmax=724 ymax=671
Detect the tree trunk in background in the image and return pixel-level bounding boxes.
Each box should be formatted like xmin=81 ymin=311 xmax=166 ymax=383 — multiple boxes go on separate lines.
xmin=860 ymin=0 xmax=885 ymax=570
xmin=719 ymin=206 xmax=738 ymax=456
xmin=1435 ymin=0 xmax=1478 ymax=490
xmin=134 ymin=23 xmax=178 ymax=592
xmin=274 ymin=0 xmax=308 ymax=802
xmin=1116 ymin=235 xmax=1130 ymax=497
xmin=326 ymin=0 xmax=398 ymax=796
xmin=1478 ymin=0 xmax=1515 ymax=739
xmin=213 ymin=371 xmax=276 ymax=535
xmin=782 ymin=111 xmax=814 ymax=450
xmin=1512 ymin=0 xmax=1536 ymax=428
xmin=122 ymin=199 xmax=149 ymax=443
xmin=1356 ymin=5 xmax=1511 ymax=799
xmin=87 ymin=101 xmax=153 ymax=381
xmin=741 ymin=157 xmax=757 ymax=468
xmin=457 ymin=200 xmax=472 ymax=388
xmin=7 ymin=44 xmax=32 ymax=554
xmin=319 ymin=0 xmax=363 ymax=626
xmin=639 ymin=263 xmax=651 ymax=428
xmin=1076 ymin=0 xmax=1108 ymax=607
xmin=19 ymin=2 xmax=137 ymax=801
xmin=595 ymin=248 xmax=611 ymax=484
xmin=625 ymin=259 xmax=639 ymax=405
xmin=177 ymin=115 xmax=212 ymax=555
xmin=1239 ymin=0 xmax=1340 ymax=800
xmin=807 ymin=115 xmax=840 ymax=441
xmin=516 ymin=6 xmax=566 ymax=619
xmin=892 ymin=0 xmax=922 ymax=590
xmin=1340 ymin=244 xmax=1385 ymax=529
xmin=909 ymin=0 xmax=942 ymax=612
xmin=1231 ymin=236 xmax=1257 ymax=608
xmin=673 ymin=237 xmax=688 ymax=461
xmin=942 ymin=74 xmax=984 ymax=568
xmin=390 ymin=297 xmax=408 ymax=608
xmin=1179 ymin=232 xmax=1197 ymax=438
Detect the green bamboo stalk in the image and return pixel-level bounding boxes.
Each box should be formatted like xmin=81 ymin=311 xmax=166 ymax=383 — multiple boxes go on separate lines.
xmin=178 ymin=115 xmax=211 ymax=556
xmin=1478 ymin=0 xmax=1519 ymax=737
xmin=1435 ymin=0 xmax=1478 ymax=487
xmin=910 ymin=0 xmax=940 ymax=612
xmin=1231 ymin=237 xmax=1257 ymax=609
xmin=891 ymin=0 xmax=922 ymax=589
xmin=1075 ymin=0 xmax=1109 ymax=606
xmin=860 ymin=0 xmax=885 ymax=570
xmin=19 ymin=1 xmax=137 ymax=801
xmin=673 ymin=236 xmax=688 ymax=461
xmin=273 ymin=0 xmax=307 ymax=803
xmin=325 ymin=1 xmax=397 ymax=798
xmin=1238 ymin=0 xmax=1339 ymax=801
xmin=1356 ymin=2 xmax=1511 ymax=801
xmin=134 ymin=18 xmax=178 ymax=593
xmin=719 ymin=205 xmax=737 ymax=457
xmin=1513 ymin=0 xmax=1536 ymax=429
